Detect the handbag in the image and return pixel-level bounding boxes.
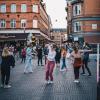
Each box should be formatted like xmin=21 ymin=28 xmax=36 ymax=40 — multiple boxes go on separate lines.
xmin=73 ymin=58 xmax=83 ymax=67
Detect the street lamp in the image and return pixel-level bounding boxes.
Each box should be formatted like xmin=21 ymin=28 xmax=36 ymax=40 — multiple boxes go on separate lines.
xmin=23 ymin=23 xmax=26 ymax=45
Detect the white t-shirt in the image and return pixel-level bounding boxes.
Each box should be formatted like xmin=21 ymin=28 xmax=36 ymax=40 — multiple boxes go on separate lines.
xmin=47 ymin=50 xmax=56 ymax=61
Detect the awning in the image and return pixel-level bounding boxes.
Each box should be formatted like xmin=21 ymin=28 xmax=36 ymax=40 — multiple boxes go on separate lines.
xmin=0 ymin=33 xmax=28 ymax=41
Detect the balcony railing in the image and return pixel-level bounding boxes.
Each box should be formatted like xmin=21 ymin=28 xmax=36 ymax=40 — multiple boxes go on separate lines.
xmin=71 ymin=0 xmax=84 ymax=5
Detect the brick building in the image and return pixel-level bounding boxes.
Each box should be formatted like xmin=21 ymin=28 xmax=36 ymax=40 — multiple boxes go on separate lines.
xmin=66 ymin=0 xmax=100 ymax=43
xmin=0 ymin=0 xmax=51 ymax=46
xmin=50 ymin=28 xmax=67 ymax=46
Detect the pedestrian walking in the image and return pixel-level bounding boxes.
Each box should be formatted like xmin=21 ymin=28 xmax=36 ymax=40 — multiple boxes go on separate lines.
xmin=60 ymin=47 xmax=67 ymax=71
xmin=37 ymin=46 xmax=43 ymax=66
xmin=21 ymin=47 xmax=26 ymax=63
xmin=15 ymin=44 xmax=21 ymax=60
xmin=81 ymin=44 xmax=92 ymax=76
xmin=67 ymin=43 xmax=73 ymax=53
xmin=44 ymin=44 xmax=49 ymax=64
xmin=24 ymin=44 xmax=33 ymax=74
xmin=45 ymin=44 xmax=56 ymax=84
xmin=55 ymin=45 xmax=61 ymax=67
xmin=71 ymin=46 xmax=82 ymax=83
xmin=0 ymin=47 xmax=15 ymax=88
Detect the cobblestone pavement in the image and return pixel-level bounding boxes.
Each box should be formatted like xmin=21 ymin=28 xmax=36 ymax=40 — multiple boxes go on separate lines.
xmin=0 ymin=57 xmax=97 ymax=100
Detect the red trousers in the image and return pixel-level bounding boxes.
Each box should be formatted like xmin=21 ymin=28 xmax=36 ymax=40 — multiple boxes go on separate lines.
xmin=45 ymin=61 xmax=55 ymax=81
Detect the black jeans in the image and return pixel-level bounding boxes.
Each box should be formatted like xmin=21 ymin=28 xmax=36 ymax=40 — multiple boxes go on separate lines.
xmin=38 ymin=57 xmax=43 ymax=65
xmin=21 ymin=56 xmax=26 ymax=63
xmin=82 ymin=59 xmax=91 ymax=75
xmin=1 ymin=67 xmax=10 ymax=85
xmin=74 ymin=67 xmax=80 ymax=79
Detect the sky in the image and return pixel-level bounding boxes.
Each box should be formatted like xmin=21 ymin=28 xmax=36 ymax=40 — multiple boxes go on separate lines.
xmin=44 ymin=0 xmax=67 ymax=28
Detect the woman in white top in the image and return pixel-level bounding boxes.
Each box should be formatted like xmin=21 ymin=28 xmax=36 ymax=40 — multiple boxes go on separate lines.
xmin=45 ymin=45 xmax=56 ymax=84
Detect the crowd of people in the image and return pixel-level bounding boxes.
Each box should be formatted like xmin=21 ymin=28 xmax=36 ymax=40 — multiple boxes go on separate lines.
xmin=0 ymin=42 xmax=92 ymax=88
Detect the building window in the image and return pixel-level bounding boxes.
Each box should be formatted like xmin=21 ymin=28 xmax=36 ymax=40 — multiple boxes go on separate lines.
xmin=92 ymin=24 xmax=97 ymax=30
xmin=0 ymin=19 xmax=6 ymax=28
xmin=32 ymin=4 xmax=38 ymax=13
xmin=73 ymin=4 xmax=81 ymax=16
xmin=21 ymin=19 xmax=26 ymax=28
xmin=21 ymin=4 xmax=27 ymax=12
xmin=11 ymin=4 xmax=16 ymax=13
xmin=0 ymin=4 xmax=6 ymax=13
xmin=33 ymin=20 xmax=38 ymax=28
xmin=10 ymin=19 xmax=16 ymax=28
xmin=73 ymin=22 xmax=81 ymax=32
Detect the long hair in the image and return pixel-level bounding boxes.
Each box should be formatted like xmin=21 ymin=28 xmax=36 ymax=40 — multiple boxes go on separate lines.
xmin=2 ymin=47 xmax=10 ymax=57
xmin=73 ymin=46 xmax=78 ymax=54
xmin=61 ymin=47 xmax=67 ymax=57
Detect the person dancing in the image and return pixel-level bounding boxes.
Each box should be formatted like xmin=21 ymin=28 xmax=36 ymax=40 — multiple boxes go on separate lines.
xmin=45 ymin=45 xmax=56 ymax=84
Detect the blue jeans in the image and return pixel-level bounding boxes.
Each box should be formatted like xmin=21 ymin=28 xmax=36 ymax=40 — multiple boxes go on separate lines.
xmin=24 ymin=59 xmax=33 ymax=73
xmin=61 ymin=58 xmax=66 ymax=69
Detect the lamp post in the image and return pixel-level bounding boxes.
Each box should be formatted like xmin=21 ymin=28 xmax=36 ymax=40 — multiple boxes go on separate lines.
xmin=23 ymin=23 xmax=26 ymax=46
xmin=97 ymin=43 xmax=100 ymax=83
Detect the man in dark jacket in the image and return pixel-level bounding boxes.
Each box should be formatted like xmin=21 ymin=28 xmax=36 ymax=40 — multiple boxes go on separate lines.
xmin=37 ymin=46 xmax=43 ymax=66
xmin=44 ymin=45 xmax=49 ymax=64
xmin=81 ymin=44 xmax=92 ymax=76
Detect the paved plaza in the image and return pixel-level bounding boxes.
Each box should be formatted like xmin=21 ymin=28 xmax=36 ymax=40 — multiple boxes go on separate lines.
xmin=0 ymin=56 xmax=97 ymax=100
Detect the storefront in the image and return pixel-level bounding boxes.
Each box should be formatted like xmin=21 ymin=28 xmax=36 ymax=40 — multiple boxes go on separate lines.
xmin=0 ymin=33 xmax=28 ymax=47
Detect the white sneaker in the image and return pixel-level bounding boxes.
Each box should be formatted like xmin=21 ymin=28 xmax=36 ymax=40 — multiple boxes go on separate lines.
xmin=49 ymin=81 xmax=53 ymax=84
xmin=74 ymin=80 xmax=79 ymax=83
xmin=24 ymin=71 xmax=28 ymax=74
xmin=29 ymin=71 xmax=33 ymax=73
xmin=4 ymin=85 xmax=11 ymax=88
xmin=45 ymin=80 xmax=50 ymax=84
xmin=74 ymin=80 xmax=77 ymax=83
xmin=60 ymin=69 xmax=65 ymax=71
xmin=81 ymin=73 xmax=87 ymax=76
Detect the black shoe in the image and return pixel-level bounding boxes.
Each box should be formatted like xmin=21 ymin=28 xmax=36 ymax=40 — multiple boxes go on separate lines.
xmin=88 ymin=74 xmax=92 ymax=77
xmin=81 ymin=73 xmax=85 ymax=75
xmin=81 ymin=72 xmax=84 ymax=74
